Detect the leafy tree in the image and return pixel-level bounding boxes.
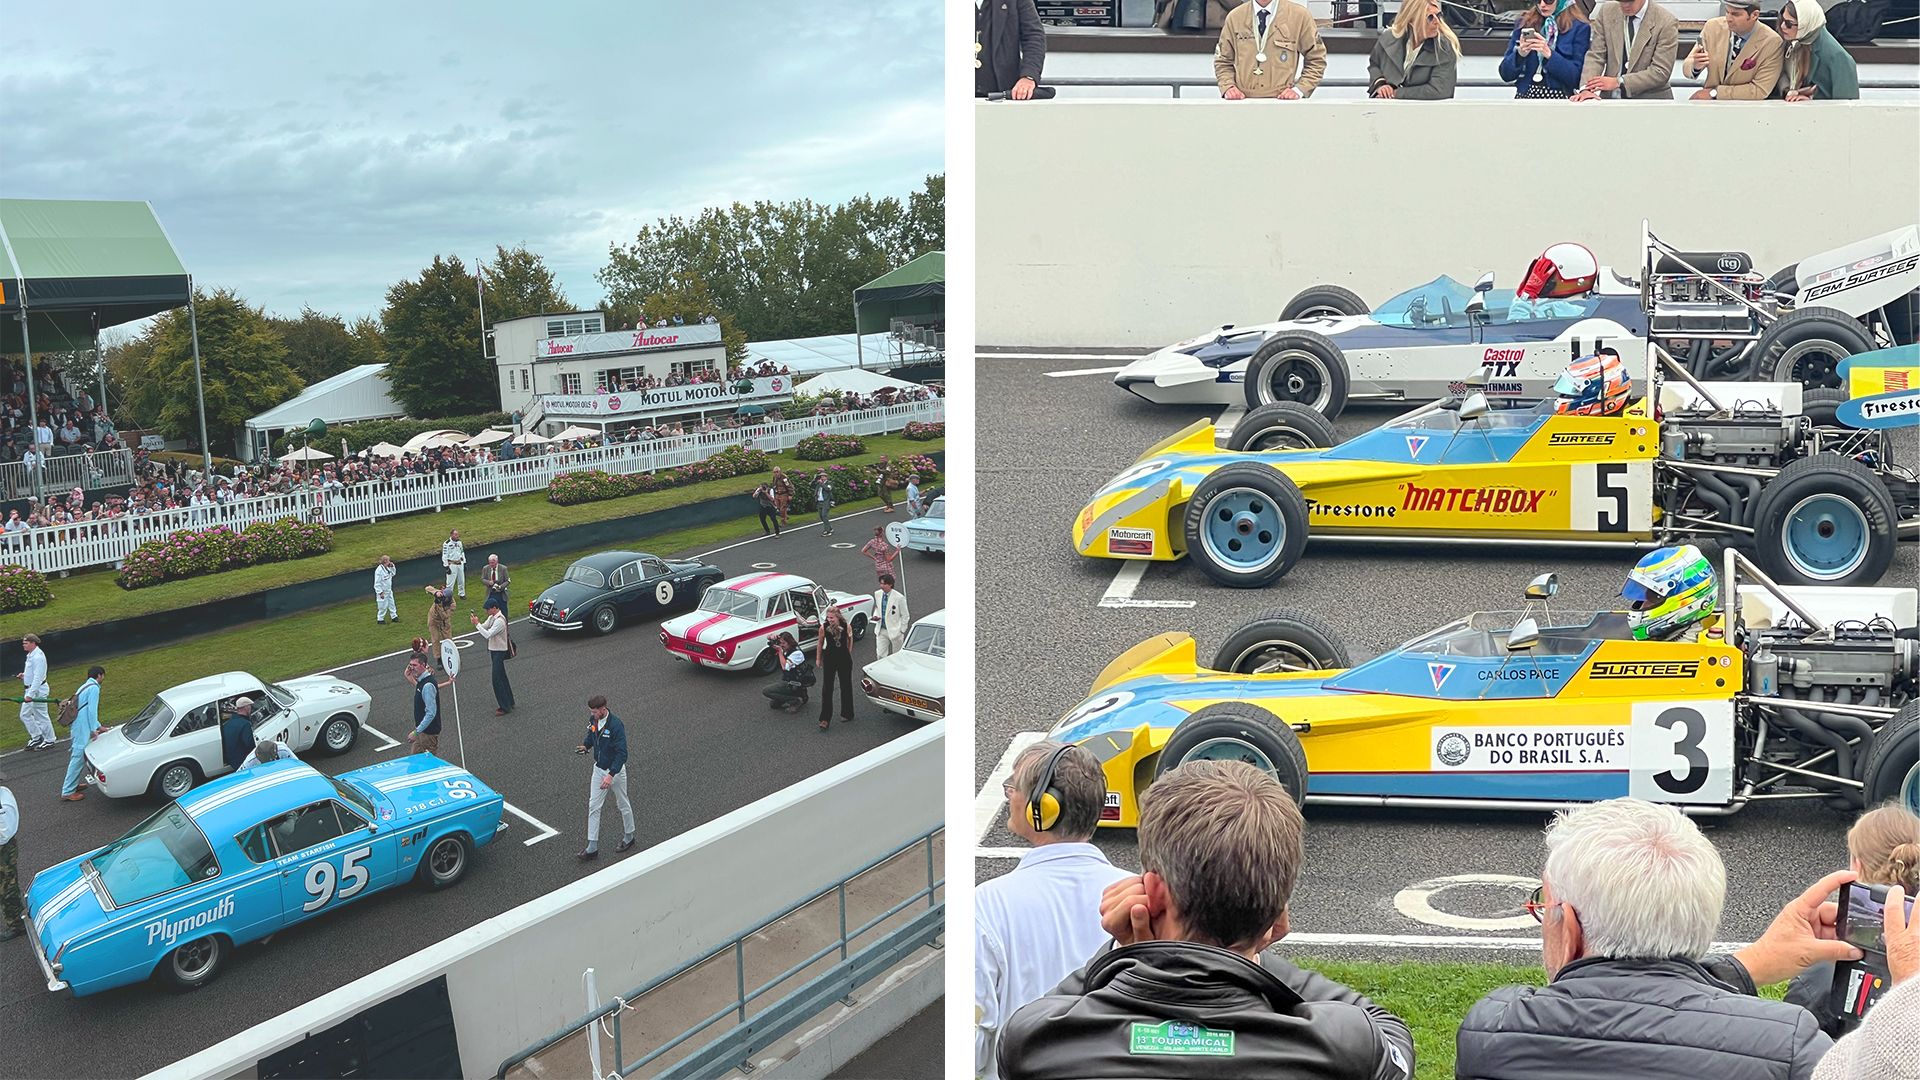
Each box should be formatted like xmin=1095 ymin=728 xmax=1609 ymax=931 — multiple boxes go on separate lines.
xmin=597 ymin=175 xmax=944 ymax=342
xmin=266 ymin=307 xmax=377 ymax=384
xmin=634 ymin=274 xmax=747 ymax=363
xmin=480 ymin=244 xmax=570 ymax=325
xmin=381 ymin=255 xmax=491 ymax=417
xmin=103 ymin=326 xmax=166 ymax=430
xmin=142 ymin=289 xmax=304 ymax=452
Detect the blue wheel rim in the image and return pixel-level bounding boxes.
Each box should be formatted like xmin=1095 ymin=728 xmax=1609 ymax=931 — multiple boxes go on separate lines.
xmin=1199 ymin=488 xmax=1285 ymax=573
xmin=1901 ymin=761 xmax=1919 ymax=816
xmin=1782 ymin=494 xmax=1868 ymax=580
xmin=1179 ymin=736 xmax=1277 ymax=776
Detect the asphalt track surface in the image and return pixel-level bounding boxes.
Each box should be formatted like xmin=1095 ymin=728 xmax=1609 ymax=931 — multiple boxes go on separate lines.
xmin=0 ymin=510 xmax=944 ymax=1080
xmin=976 ymin=352 xmax=1920 ymax=967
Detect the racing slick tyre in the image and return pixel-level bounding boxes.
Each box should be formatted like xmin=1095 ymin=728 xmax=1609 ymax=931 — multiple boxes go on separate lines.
xmin=319 ymin=714 xmax=359 ymax=755
xmin=1226 ymin=403 xmax=1338 ymax=452
xmin=1861 ymin=702 xmax=1919 ymax=809
xmin=850 ymin=614 xmax=869 ymax=640
xmin=1211 ymin=610 xmax=1351 ymax=674
xmin=157 ymin=934 xmax=227 ymax=992
xmin=1801 ymin=387 xmax=1847 ymax=429
xmin=1750 ymin=454 xmax=1898 ymax=586
xmin=590 ymin=605 xmax=619 ymax=635
xmin=1244 ymin=330 xmax=1350 ymax=420
xmin=1155 ymin=702 xmax=1309 ymax=803
xmin=150 ymin=759 xmax=203 ymax=802
xmin=419 ymin=832 xmax=472 ymax=890
xmin=1182 ymin=464 xmax=1311 ymax=589
xmin=1756 ymin=307 xmax=1874 ymax=390
xmin=752 ymin=647 xmax=780 ymax=676
xmin=1280 ymin=284 xmax=1369 ymax=322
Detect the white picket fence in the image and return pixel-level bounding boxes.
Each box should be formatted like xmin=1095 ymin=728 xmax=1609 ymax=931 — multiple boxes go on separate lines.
xmin=0 ymin=400 xmax=943 ymax=576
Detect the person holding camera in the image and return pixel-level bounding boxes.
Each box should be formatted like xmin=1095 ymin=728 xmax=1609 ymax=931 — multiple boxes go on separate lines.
xmin=1786 ymin=803 xmax=1920 ymax=1036
xmin=761 ymin=632 xmax=813 ymax=713
xmin=1500 ymin=0 xmax=1591 ymax=98
xmin=1369 ymin=0 xmax=1459 ymax=99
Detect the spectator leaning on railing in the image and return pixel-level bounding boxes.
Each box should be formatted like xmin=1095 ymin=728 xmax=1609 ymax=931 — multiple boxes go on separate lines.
xmin=976 ymin=0 xmax=1045 ymax=100
xmin=1574 ymin=0 xmax=1679 ymax=100
xmin=1456 ymin=798 xmax=1853 ymax=1080
xmin=1215 ymin=0 xmax=1326 ymax=100
xmin=1369 ymin=0 xmax=1459 ymax=99
xmin=1775 ymin=0 xmax=1859 ymax=100
xmin=1687 ymin=0 xmax=1783 ymax=100
xmin=1501 ymin=0 xmax=1592 ymax=98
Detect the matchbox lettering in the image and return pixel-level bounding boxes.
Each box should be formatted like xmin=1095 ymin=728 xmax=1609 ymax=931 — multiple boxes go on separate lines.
xmin=1432 ymin=726 xmax=1628 ymax=770
xmin=1128 ymin=1020 xmax=1235 ymax=1057
xmin=145 ymin=895 xmax=235 ymax=948
xmin=1402 ymin=484 xmax=1548 ymax=514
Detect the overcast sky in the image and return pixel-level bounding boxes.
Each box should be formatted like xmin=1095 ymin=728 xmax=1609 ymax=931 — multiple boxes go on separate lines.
xmin=2 ymin=1 xmax=943 ymax=323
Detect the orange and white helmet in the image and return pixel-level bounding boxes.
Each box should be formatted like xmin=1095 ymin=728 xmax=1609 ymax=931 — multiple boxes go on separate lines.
xmin=1554 ymin=349 xmax=1631 ymax=416
xmin=1518 ymin=242 xmax=1599 ymax=300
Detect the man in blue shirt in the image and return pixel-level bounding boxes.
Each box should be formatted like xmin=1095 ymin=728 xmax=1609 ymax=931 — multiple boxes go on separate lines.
xmin=576 ymin=695 xmax=634 ymax=860
xmin=405 ymin=658 xmax=443 ymax=757
xmin=220 ymin=697 xmax=258 ymax=771
xmin=59 ymin=666 xmax=106 ymax=801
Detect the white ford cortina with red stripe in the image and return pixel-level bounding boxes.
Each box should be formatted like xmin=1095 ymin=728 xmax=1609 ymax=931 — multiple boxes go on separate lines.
xmin=659 ymin=572 xmax=874 ymax=674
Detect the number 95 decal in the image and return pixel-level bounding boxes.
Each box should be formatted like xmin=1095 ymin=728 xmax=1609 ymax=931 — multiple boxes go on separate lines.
xmin=302 ymin=846 xmax=372 ymax=912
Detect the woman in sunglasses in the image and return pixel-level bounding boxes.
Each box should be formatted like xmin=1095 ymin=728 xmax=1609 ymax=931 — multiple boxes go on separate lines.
xmin=1368 ymin=0 xmax=1460 ymax=99
xmin=1774 ymin=0 xmax=1859 ymax=100
xmin=1500 ymin=0 xmax=1593 ymax=99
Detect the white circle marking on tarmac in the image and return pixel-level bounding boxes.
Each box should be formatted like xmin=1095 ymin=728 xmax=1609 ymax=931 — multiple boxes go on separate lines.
xmin=1393 ymin=873 xmax=1541 ymax=932
xmin=751 ymin=562 xmax=778 ymax=569
xmin=831 ymin=543 xmax=856 ymax=549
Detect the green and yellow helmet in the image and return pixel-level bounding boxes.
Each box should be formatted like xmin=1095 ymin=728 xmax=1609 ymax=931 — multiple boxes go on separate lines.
xmin=1622 ymin=545 xmax=1718 ymax=641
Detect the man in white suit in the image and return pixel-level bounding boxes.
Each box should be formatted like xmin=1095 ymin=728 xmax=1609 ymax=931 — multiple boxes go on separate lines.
xmin=871 ymin=574 xmax=911 ymax=660
xmin=1574 ymin=0 xmax=1679 ymax=99
xmin=441 ymin=529 xmax=466 ymax=598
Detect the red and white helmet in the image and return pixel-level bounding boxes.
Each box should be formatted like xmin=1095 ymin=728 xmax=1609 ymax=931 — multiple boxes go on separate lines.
xmin=1518 ymin=242 xmax=1599 ymax=300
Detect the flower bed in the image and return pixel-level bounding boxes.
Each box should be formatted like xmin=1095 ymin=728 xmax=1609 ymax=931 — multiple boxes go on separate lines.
xmin=0 ymin=565 xmax=52 ymax=613
xmin=793 ymin=433 xmax=867 ymax=461
xmin=902 ymin=422 xmax=944 ymax=441
xmin=547 ymin=446 xmax=773 ymax=506
xmin=790 ymin=454 xmax=941 ymax=512
xmin=117 ymin=518 xmax=335 ymax=590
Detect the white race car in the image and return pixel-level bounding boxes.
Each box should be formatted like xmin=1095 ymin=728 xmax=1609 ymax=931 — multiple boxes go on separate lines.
xmin=862 ymin=608 xmax=945 ymax=722
xmin=83 ymin=672 xmax=370 ymax=801
xmin=1116 ymin=224 xmax=1920 ymax=419
xmin=904 ymin=495 xmax=946 ymax=554
xmin=660 ymin=571 xmax=875 ymax=674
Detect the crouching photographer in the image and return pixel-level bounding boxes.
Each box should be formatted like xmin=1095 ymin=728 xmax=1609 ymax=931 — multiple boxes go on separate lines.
xmin=760 ymin=632 xmax=813 ymax=713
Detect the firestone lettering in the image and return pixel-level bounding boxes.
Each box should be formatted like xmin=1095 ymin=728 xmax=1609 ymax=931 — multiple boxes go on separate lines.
xmin=145 ymin=896 xmax=236 ymax=948
xmin=1401 ymin=484 xmax=1547 ymax=514
xmin=1304 ymin=500 xmax=1397 ymax=519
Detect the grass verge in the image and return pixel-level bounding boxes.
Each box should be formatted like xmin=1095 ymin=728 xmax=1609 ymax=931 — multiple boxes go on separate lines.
xmin=1293 ymin=957 xmax=1790 ymax=1080
xmin=0 ymin=435 xmax=940 ymax=638
xmin=0 ymin=503 xmax=897 ymax=755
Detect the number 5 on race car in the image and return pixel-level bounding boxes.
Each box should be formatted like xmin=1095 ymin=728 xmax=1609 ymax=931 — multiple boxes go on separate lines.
xmin=1628 ymin=700 xmax=1734 ymax=804
xmin=1572 ymin=461 xmax=1653 ymax=534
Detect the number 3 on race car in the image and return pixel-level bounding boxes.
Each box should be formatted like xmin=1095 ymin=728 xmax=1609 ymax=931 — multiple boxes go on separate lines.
xmin=1572 ymin=462 xmax=1653 ymax=534
xmin=302 ymin=846 xmax=372 ymax=912
xmin=1628 ymin=701 xmax=1734 ymax=804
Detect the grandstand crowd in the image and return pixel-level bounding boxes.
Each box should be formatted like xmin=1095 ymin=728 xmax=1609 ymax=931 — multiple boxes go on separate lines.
xmin=978 ymin=747 xmax=1919 ymax=1080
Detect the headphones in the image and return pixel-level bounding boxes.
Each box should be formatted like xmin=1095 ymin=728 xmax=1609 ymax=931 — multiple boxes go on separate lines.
xmin=1028 ymin=744 xmax=1077 ymax=833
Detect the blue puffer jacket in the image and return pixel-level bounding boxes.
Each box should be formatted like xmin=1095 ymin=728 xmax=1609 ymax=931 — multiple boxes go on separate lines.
xmin=1499 ymin=20 xmax=1591 ymax=96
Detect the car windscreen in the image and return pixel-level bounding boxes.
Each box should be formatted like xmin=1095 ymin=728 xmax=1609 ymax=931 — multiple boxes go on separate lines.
xmin=903 ymin=622 xmax=946 ymax=658
xmin=330 ymin=777 xmax=378 ymax=823
xmin=264 ymin=683 xmax=296 ymax=710
xmin=120 ymin=697 xmax=176 ymax=745
xmin=925 ymin=497 xmax=945 ymax=520
xmin=697 ymin=589 xmax=759 ymax=618
xmin=88 ymin=804 xmax=220 ymax=906
xmin=563 ymin=562 xmax=605 ymax=589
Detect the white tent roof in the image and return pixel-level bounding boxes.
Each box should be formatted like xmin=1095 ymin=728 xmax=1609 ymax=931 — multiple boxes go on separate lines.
xmin=246 ymin=365 xmax=404 ymax=432
xmin=795 ymin=368 xmax=922 ymax=397
xmin=740 ymin=332 xmax=896 ymax=375
xmin=279 ymin=446 xmax=334 ymax=462
xmin=402 ymin=429 xmax=469 ymax=452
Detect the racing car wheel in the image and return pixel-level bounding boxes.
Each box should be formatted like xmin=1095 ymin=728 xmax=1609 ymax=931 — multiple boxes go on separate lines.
xmin=1227 ymin=403 xmax=1338 ymax=453
xmin=1211 ymin=610 xmax=1351 ymax=674
xmin=1862 ymin=703 xmax=1918 ymax=810
xmin=1181 ymin=464 xmax=1311 ymax=589
xmin=1155 ymin=702 xmax=1309 ymax=805
xmin=1279 ymin=284 xmax=1369 ymax=322
xmin=1244 ymin=331 xmax=1351 ymax=419
xmin=1748 ymin=453 xmax=1898 ymax=587
xmin=1754 ymin=307 xmax=1874 ymax=390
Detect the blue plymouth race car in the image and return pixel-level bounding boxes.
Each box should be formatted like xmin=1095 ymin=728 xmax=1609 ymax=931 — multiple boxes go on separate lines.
xmin=25 ymin=754 xmax=504 ymax=996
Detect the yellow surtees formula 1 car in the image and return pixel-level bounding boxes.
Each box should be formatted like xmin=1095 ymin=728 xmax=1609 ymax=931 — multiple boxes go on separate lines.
xmin=1053 ymin=558 xmax=1920 ymax=826
xmin=1073 ymin=371 xmax=1919 ymax=589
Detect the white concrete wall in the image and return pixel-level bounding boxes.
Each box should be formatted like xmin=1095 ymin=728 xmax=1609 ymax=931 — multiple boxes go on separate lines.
xmin=149 ymin=722 xmax=946 ymax=1080
xmin=977 ymin=100 xmax=1920 ymax=347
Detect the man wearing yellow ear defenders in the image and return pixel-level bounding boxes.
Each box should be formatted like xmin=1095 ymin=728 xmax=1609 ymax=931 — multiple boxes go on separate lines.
xmin=975 ymin=742 xmax=1132 ymax=1080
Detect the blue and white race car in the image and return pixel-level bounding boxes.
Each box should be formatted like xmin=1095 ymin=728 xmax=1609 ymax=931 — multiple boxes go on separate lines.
xmin=24 ymin=754 xmax=504 ymax=996
xmin=904 ymin=495 xmax=946 ymax=555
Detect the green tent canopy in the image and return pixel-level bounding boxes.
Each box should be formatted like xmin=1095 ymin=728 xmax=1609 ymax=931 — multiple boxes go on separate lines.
xmin=0 ymin=199 xmax=193 ymax=353
xmin=853 ymin=251 xmax=944 ymax=338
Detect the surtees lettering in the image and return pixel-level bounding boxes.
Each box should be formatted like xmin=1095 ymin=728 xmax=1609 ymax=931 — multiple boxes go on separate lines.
xmin=1589 ymin=661 xmax=1700 ymax=679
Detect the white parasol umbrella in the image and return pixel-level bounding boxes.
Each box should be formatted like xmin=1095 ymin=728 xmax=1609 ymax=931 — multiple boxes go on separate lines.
xmin=462 ymin=428 xmax=513 ymax=446
xmin=279 ymin=446 xmax=335 ymax=462
xmin=551 ymin=425 xmax=600 ymax=441
xmin=401 ymin=428 xmax=469 ymax=452
xmin=512 ymin=431 xmax=552 ymax=445
xmin=367 ymin=442 xmax=408 ymax=458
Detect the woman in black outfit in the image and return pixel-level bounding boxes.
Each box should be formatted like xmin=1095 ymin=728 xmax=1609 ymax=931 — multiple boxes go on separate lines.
xmin=816 ymin=607 xmax=856 ymax=731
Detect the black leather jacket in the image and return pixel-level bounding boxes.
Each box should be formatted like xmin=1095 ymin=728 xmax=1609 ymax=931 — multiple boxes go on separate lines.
xmin=998 ymin=940 xmax=1414 ymax=1079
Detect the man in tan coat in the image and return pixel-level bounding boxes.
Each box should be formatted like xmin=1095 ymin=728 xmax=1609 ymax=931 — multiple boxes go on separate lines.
xmin=1575 ymin=0 xmax=1679 ymax=99
xmin=1685 ymin=0 xmax=1782 ymax=99
xmin=1215 ymin=0 xmax=1326 ymax=99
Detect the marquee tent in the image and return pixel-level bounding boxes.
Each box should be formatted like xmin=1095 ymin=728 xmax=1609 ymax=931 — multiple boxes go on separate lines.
xmin=852 ymin=251 xmax=943 ymax=368
xmin=795 ymin=368 xmax=922 ymax=397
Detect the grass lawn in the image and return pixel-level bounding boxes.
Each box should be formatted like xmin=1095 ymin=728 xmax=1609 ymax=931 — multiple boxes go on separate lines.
xmin=0 ymin=509 xmax=811 ymax=755
xmin=0 ymin=435 xmax=941 ymax=639
xmin=1292 ymin=956 xmax=1790 ymax=1079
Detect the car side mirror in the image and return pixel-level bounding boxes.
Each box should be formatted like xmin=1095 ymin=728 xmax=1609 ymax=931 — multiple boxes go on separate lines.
xmin=1465 ymin=293 xmax=1486 ymax=318
xmin=1458 ymin=392 xmax=1490 ymax=421
xmin=1507 ymin=617 xmax=1541 ymax=651
xmin=1525 ymin=573 xmax=1559 ymax=601
xmin=1475 ymin=271 xmax=1496 ymax=293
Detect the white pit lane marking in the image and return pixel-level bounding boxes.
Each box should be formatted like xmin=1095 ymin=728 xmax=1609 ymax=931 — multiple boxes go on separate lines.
xmin=1098 ymin=561 xmax=1195 ymax=610
xmin=502 ymin=801 xmax=560 ymax=847
xmin=977 ymin=732 xmax=1048 ymax=843
xmin=1394 ymin=873 xmax=1542 ymax=932
xmin=359 ymin=721 xmax=403 ymax=753
xmin=1042 ymin=365 xmax=1129 ymax=378
xmin=751 ymin=562 xmax=778 ymax=569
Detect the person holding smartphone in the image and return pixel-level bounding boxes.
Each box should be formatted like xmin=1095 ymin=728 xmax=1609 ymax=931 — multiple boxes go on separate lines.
xmin=1785 ymin=803 xmax=1920 ymax=1035
xmin=1501 ymin=0 xmax=1591 ymax=98
xmin=1686 ymin=0 xmax=1782 ymax=99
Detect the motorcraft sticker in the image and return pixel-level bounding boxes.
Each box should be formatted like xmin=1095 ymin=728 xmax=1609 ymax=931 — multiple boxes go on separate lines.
xmin=1106 ymin=527 xmax=1155 ymax=556
xmin=1432 ymin=725 xmax=1628 ymax=770
xmin=1102 ymin=791 xmax=1122 ymax=820
xmin=1129 ymin=1020 xmax=1235 ymax=1057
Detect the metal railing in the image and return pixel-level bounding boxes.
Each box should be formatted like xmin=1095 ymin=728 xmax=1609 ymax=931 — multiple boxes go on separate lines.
xmin=0 ymin=447 xmax=136 ymax=501
xmin=495 ymin=826 xmax=945 ymax=1080
xmin=0 ymin=399 xmax=943 ymax=576
xmin=1036 ymin=74 xmax=1920 ymax=95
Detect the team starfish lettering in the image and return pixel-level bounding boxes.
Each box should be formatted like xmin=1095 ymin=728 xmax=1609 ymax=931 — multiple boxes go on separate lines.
xmin=145 ymin=895 xmax=235 ymax=947
xmin=1401 ymin=484 xmax=1548 ymax=514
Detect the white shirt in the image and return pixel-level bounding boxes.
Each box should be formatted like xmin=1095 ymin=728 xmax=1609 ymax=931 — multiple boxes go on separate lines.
xmin=975 ymin=843 xmax=1133 ymax=1080
xmin=22 ymin=647 xmax=47 ymax=690
xmin=442 ymin=538 xmax=465 ymax=565
xmin=0 ymin=785 xmax=18 ymax=845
